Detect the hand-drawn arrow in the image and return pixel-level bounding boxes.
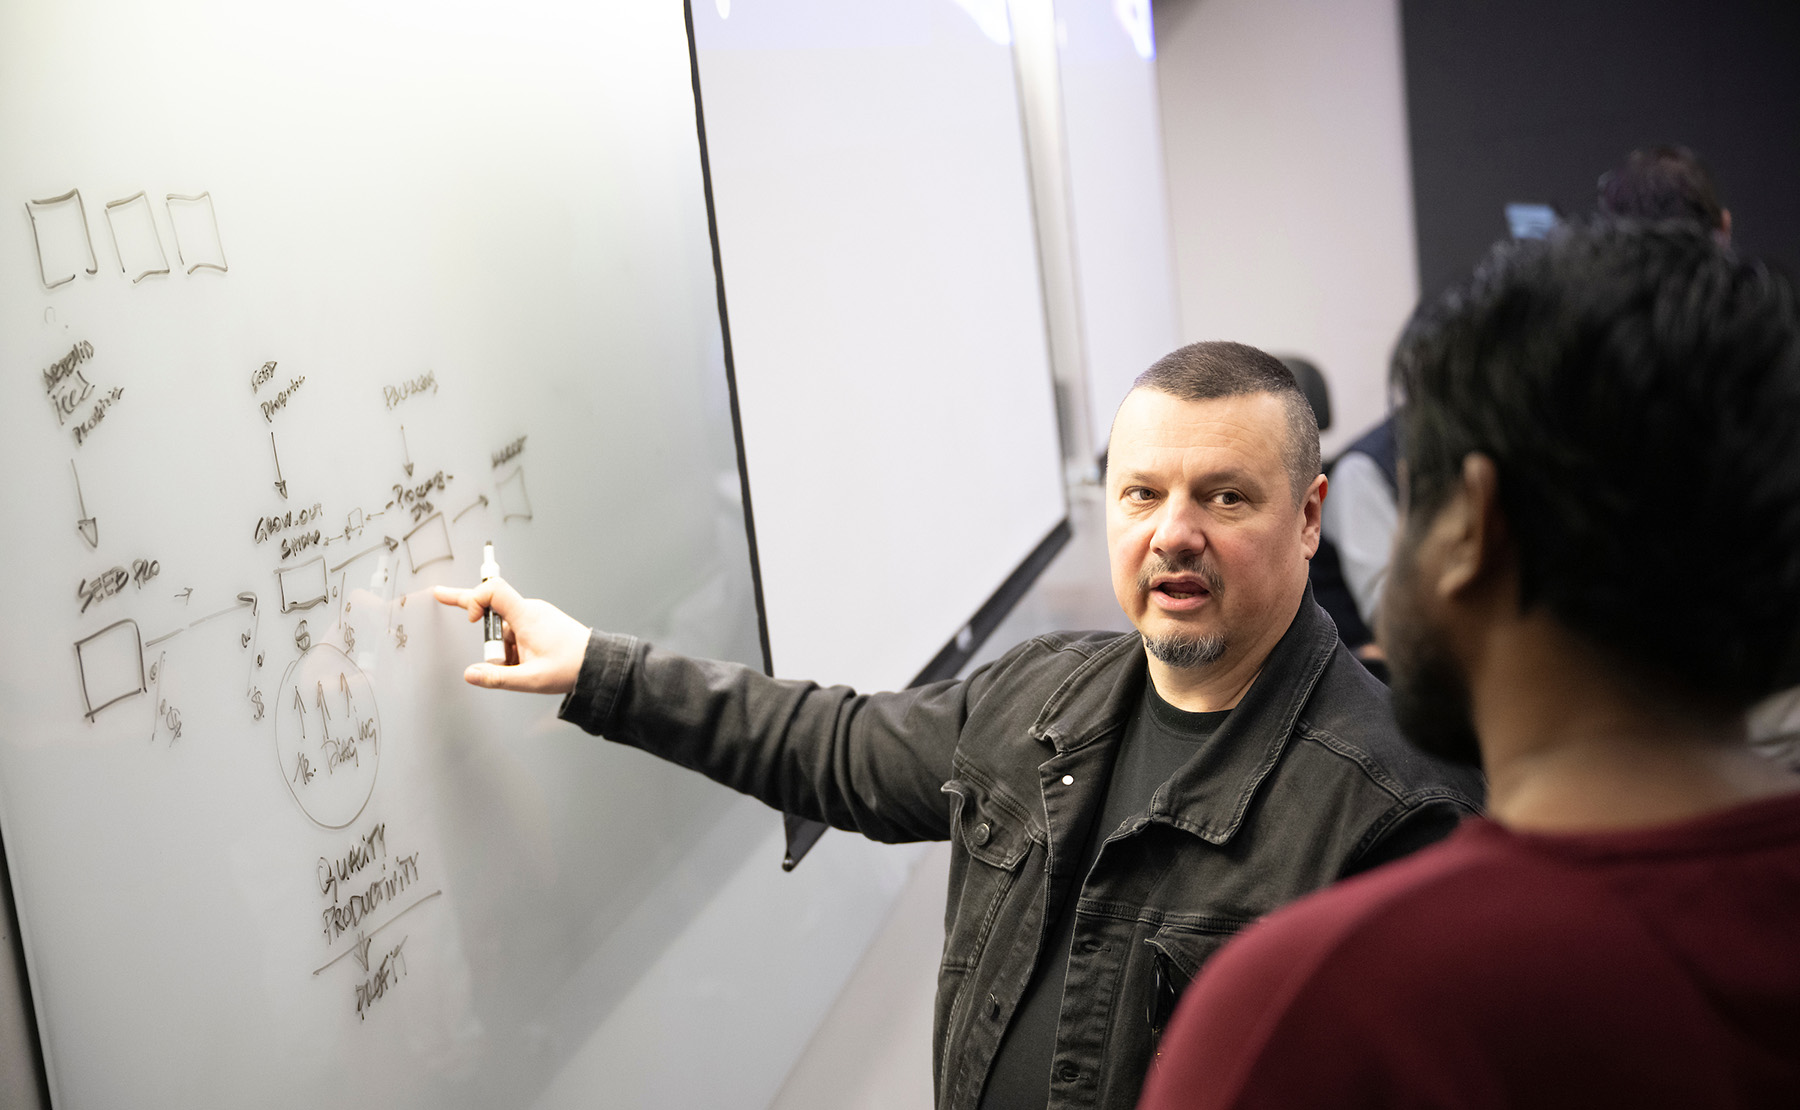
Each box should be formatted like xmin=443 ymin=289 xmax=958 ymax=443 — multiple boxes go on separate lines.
xmin=399 ymin=425 xmax=414 ymax=478
xmin=237 ymin=592 xmax=261 ymax=660
xmin=145 ymin=592 xmax=258 ymax=650
xmin=452 ymin=494 xmax=488 ymax=522
xmin=71 ymin=459 xmax=98 ymax=548
xmin=323 ymin=515 xmax=365 ymax=546
xmin=350 ymin=931 xmax=373 ymax=974
xmin=270 ymin=432 xmax=288 ymax=499
xmin=328 ymin=536 xmax=400 ymax=574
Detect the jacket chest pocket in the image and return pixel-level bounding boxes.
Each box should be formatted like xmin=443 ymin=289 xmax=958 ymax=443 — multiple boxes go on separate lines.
xmin=1144 ymin=922 xmax=1244 ymax=1039
xmin=939 ymin=779 xmax=1036 ymax=974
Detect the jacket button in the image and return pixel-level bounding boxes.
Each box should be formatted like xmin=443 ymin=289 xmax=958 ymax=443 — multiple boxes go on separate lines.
xmin=987 ymin=994 xmax=1001 ymax=1020
xmin=972 ymin=821 xmax=992 ymax=846
xmin=1056 ymin=1062 xmax=1081 ymax=1083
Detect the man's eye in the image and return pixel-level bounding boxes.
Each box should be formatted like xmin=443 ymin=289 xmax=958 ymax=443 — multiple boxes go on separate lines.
xmin=1125 ymin=488 xmax=1157 ymax=503
xmin=1215 ymin=491 xmax=1245 ymax=506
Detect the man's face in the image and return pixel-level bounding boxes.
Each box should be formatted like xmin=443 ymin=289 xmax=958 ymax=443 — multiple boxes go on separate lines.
xmin=1105 ymin=389 xmax=1321 ymax=674
xmin=1380 ymin=505 xmax=1484 ymax=768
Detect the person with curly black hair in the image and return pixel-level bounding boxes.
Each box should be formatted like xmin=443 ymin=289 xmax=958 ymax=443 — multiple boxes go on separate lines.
xmin=1141 ymin=222 xmax=1800 ymax=1109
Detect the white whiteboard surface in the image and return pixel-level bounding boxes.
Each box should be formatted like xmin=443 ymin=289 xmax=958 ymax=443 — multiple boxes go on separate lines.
xmin=693 ymin=0 xmax=1069 ymax=691
xmin=0 ymin=2 xmax=811 ymax=1106
xmin=1055 ymin=0 xmax=1183 ymax=448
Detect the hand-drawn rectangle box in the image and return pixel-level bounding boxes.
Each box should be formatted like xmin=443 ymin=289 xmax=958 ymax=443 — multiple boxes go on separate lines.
xmin=277 ymin=556 xmax=329 ymax=612
xmin=104 ymin=192 xmax=170 ymax=284
xmin=165 ymin=192 xmax=228 ymax=274
xmin=75 ymin=619 xmax=145 ymax=720
xmin=27 ymin=189 xmax=99 ymax=289
xmin=403 ymin=512 xmax=453 ymax=574
xmin=497 ymin=468 xmax=533 ymax=522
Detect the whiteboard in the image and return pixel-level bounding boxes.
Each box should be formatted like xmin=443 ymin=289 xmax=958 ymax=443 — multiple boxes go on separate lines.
xmin=692 ymin=0 xmax=1069 ymax=691
xmin=0 ymin=2 xmax=771 ymax=1106
xmin=1054 ymin=0 xmax=1183 ymax=451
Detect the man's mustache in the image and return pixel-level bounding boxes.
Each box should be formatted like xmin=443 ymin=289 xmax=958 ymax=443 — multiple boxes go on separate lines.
xmin=1136 ymin=552 xmax=1223 ymax=595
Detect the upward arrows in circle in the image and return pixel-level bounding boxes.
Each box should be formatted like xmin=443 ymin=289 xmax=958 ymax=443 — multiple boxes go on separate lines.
xmin=71 ymin=460 xmax=98 ymax=548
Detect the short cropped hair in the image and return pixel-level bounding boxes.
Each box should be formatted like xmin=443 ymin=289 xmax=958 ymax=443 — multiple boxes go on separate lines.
xmin=1392 ymin=221 xmax=1800 ymax=706
xmin=1131 ymin=341 xmax=1321 ymax=503
xmin=1598 ymin=145 xmax=1725 ymax=232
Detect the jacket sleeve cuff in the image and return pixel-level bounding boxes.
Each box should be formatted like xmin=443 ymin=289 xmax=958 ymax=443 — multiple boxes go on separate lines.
xmin=557 ymin=628 xmax=641 ymax=735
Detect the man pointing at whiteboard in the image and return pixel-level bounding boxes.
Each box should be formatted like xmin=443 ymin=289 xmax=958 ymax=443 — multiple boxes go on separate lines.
xmin=436 ymin=341 xmax=1483 ymax=1110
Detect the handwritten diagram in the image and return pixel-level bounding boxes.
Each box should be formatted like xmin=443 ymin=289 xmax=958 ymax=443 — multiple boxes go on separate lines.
xmin=51 ymin=343 xmax=531 ymax=791
xmin=31 ymin=251 xmax=536 ymax=1021
xmin=28 ymin=185 xmax=227 ymax=289
xmin=309 ymin=822 xmax=441 ymax=1021
xmin=274 ymin=644 xmax=381 ymax=829
xmin=131 ymin=593 xmax=264 ymax=743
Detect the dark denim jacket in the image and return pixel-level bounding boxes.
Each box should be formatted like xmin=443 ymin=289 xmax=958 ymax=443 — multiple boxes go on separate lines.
xmin=558 ymin=594 xmax=1485 ymax=1109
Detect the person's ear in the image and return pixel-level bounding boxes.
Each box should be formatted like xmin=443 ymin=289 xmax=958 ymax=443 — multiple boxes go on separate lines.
xmin=1716 ymin=208 xmax=1733 ymax=248
xmin=1432 ymin=454 xmax=1507 ymax=601
xmin=1300 ymin=472 xmax=1327 ymax=559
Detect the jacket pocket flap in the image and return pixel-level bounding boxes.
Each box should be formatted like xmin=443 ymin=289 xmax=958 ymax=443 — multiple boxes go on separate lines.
xmin=943 ymin=779 xmax=1032 ymax=870
xmin=1145 ymin=921 xmax=1243 ymax=980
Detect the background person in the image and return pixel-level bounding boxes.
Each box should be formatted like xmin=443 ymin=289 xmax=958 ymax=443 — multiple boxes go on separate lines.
xmin=1599 ymin=143 xmax=1732 ymax=244
xmin=1316 ymin=415 xmax=1398 ymax=672
xmin=1138 ymin=223 xmax=1800 ymax=1109
xmin=437 ymin=342 xmax=1483 ymax=1110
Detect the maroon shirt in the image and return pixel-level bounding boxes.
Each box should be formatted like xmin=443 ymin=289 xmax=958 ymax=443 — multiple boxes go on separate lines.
xmin=1139 ymin=790 xmax=1800 ymax=1109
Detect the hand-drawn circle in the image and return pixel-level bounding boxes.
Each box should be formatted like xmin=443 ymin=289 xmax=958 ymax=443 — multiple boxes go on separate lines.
xmin=273 ymin=644 xmax=381 ymax=829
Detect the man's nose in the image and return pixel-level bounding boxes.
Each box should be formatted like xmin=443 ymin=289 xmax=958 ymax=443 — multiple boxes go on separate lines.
xmin=1150 ymin=496 xmax=1207 ymax=558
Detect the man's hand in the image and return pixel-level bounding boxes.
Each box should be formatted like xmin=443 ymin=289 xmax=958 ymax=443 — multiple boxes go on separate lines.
xmin=432 ymin=577 xmax=591 ymax=694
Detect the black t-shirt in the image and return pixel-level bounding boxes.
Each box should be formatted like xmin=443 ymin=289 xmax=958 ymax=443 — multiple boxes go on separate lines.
xmin=977 ymin=682 xmax=1230 ymax=1110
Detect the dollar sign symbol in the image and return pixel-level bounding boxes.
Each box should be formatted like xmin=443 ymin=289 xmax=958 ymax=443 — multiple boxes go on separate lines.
xmin=344 ymin=624 xmax=356 ymax=652
xmin=250 ymin=688 xmax=265 ymax=721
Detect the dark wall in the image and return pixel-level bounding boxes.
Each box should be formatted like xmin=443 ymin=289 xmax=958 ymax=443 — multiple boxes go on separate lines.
xmin=1402 ymin=0 xmax=1800 ymax=297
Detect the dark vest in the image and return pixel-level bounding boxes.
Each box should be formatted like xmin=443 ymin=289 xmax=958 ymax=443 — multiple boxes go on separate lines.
xmin=1310 ymin=419 xmax=1397 ymax=651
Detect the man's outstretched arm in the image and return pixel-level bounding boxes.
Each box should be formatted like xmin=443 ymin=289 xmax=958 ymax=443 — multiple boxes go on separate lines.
xmin=433 ymin=577 xmax=969 ymax=843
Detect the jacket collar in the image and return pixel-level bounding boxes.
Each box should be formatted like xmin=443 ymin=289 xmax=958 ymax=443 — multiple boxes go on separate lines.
xmin=1029 ymin=584 xmax=1339 ymax=846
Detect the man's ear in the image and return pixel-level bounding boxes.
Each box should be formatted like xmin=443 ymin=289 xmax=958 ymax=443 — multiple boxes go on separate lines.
xmin=1433 ymin=454 xmax=1507 ymax=600
xmin=1300 ymin=472 xmax=1327 ymax=559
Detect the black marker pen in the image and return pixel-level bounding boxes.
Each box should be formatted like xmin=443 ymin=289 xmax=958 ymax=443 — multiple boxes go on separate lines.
xmin=480 ymin=542 xmax=504 ymax=663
